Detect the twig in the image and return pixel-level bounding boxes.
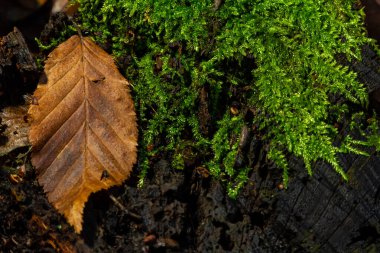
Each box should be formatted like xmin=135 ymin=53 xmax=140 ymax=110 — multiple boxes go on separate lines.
xmin=67 ymin=16 xmax=83 ymax=39
xmin=109 ymin=194 xmax=142 ymax=221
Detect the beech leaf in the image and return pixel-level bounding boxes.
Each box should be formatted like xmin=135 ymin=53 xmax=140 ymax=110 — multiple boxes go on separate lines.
xmin=28 ymin=35 xmax=138 ymax=233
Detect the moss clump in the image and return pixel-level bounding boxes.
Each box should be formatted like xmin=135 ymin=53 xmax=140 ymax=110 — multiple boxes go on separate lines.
xmin=73 ymin=0 xmax=379 ymax=194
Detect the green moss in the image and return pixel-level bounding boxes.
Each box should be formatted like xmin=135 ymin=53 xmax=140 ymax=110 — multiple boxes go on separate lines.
xmin=208 ymin=114 xmax=250 ymax=196
xmin=35 ymin=23 xmax=77 ymax=51
xmin=73 ymin=0 xmax=380 ymax=193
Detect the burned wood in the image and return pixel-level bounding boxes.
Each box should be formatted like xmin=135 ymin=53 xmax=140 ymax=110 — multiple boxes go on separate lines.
xmin=0 ymin=27 xmax=38 ymax=106
xmin=39 ymin=12 xmax=70 ymax=48
xmin=274 ymin=46 xmax=380 ymax=252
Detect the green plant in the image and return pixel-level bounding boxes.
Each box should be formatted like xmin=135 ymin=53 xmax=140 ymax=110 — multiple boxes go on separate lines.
xmin=72 ymin=0 xmax=380 ymax=194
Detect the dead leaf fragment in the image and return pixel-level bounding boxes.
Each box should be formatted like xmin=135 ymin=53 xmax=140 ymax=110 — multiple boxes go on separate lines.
xmin=52 ymin=0 xmax=69 ymax=13
xmin=28 ymin=35 xmax=138 ymax=233
xmin=0 ymin=105 xmax=30 ymax=156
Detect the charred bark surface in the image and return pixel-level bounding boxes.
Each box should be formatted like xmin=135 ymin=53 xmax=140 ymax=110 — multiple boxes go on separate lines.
xmin=0 ymin=27 xmax=38 ymax=107
xmin=274 ymin=46 xmax=380 ymax=253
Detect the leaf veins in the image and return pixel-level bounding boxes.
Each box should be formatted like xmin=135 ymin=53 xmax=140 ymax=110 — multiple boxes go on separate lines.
xmin=28 ymin=35 xmax=138 ymax=233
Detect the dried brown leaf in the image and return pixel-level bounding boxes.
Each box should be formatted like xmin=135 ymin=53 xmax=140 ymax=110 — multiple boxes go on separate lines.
xmin=0 ymin=105 xmax=30 ymax=156
xmin=52 ymin=0 xmax=69 ymax=13
xmin=28 ymin=35 xmax=138 ymax=233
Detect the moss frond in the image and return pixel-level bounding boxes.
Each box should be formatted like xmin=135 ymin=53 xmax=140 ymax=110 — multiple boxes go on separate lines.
xmin=74 ymin=0 xmax=379 ymax=192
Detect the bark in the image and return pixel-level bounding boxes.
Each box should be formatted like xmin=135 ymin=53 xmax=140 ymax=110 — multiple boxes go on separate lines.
xmin=274 ymin=46 xmax=380 ymax=252
xmin=0 ymin=27 xmax=38 ymax=106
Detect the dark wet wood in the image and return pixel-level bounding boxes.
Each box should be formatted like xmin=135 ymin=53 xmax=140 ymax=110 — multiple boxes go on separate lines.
xmin=273 ymin=46 xmax=380 ymax=252
xmin=0 ymin=27 xmax=38 ymax=106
